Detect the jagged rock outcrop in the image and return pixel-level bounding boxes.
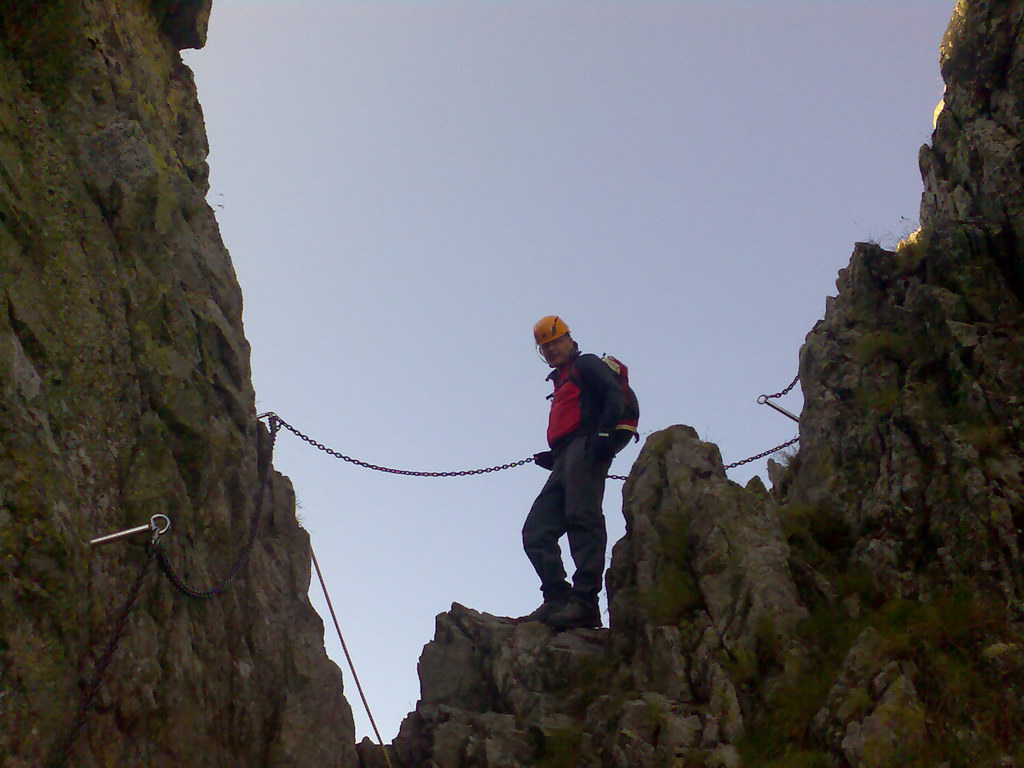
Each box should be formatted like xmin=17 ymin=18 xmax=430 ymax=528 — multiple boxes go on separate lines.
xmin=4 ymin=0 xmax=1023 ymax=765
xmin=0 ymin=1 xmax=354 ymax=766
xmin=812 ymin=628 xmax=927 ymax=767
xmin=790 ymin=0 xmax=1024 ymax=604
xmin=378 ymin=427 xmax=808 ymax=768
xmin=373 ymin=2 xmax=1024 ymax=766
xmin=607 ymin=426 xmax=806 ymax=673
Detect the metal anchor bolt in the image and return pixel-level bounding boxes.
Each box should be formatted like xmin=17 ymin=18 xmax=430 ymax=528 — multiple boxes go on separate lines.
xmin=90 ymin=514 xmax=171 ymax=548
xmin=757 ymin=394 xmax=800 ymax=424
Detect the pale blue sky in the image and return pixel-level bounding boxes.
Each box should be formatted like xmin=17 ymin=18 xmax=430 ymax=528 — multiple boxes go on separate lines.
xmin=184 ymin=0 xmax=952 ymax=741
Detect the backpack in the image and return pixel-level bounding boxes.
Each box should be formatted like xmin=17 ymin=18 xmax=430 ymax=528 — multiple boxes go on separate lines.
xmin=548 ymin=353 xmax=641 ymax=444
xmin=599 ymin=354 xmax=640 ymax=441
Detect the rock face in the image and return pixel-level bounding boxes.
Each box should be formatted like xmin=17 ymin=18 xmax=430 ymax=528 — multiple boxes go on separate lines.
xmin=379 ymin=428 xmax=808 ymax=767
xmin=792 ymin=0 xmax=1024 ymax=604
xmin=4 ymin=0 xmax=1024 ymax=766
xmin=0 ymin=2 xmax=355 ymax=766
xmin=791 ymin=0 xmax=1024 ymax=602
xmin=374 ymin=2 xmax=1024 ymax=766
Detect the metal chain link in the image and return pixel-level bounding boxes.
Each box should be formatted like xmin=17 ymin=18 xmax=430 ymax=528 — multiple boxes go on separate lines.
xmin=261 ymin=412 xmax=801 ymax=482
xmin=724 ymin=435 xmax=800 ymax=470
xmin=155 ymin=416 xmax=280 ymax=599
xmin=48 ymin=386 xmax=795 ymax=764
xmin=262 ymin=413 xmax=535 ymax=477
xmin=764 ymin=373 xmax=800 ymax=400
xmin=721 ymin=372 xmax=802 ymax=469
xmin=51 ymin=545 xmax=157 ymax=768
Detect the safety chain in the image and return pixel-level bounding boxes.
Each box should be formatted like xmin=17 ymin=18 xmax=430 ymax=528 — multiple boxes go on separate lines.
xmin=764 ymin=373 xmax=800 ymax=400
xmin=721 ymin=373 xmax=802 ymax=470
xmin=54 ymin=418 xmax=279 ymax=763
xmin=51 ymin=544 xmax=158 ymax=768
xmin=724 ymin=435 xmax=800 ymax=470
xmin=261 ymin=412 xmax=535 ymax=477
xmin=155 ymin=415 xmax=280 ymax=599
xmin=261 ymin=411 xmax=802 ymax=481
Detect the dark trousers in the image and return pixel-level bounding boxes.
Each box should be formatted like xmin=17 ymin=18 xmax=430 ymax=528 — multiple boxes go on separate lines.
xmin=522 ymin=434 xmax=612 ymax=607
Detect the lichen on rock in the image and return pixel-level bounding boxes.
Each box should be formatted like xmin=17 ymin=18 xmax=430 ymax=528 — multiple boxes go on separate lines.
xmin=0 ymin=1 xmax=355 ymax=766
xmin=384 ymin=426 xmax=808 ymax=767
xmin=4 ymin=0 xmax=1024 ymax=766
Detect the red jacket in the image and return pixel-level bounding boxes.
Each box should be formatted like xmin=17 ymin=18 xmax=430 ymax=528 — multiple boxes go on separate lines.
xmin=545 ymin=352 xmax=625 ymax=448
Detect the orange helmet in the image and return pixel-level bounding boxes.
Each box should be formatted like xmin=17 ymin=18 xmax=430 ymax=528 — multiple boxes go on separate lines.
xmin=533 ymin=315 xmax=570 ymax=345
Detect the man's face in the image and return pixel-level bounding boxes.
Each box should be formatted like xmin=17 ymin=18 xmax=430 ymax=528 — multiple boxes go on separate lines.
xmin=540 ymin=334 xmax=574 ymax=367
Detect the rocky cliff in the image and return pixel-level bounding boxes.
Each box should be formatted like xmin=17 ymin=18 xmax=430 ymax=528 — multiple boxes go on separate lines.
xmin=0 ymin=2 xmax=355 ymax=766
xmin=3 ymin=1 xmax=1022 ymax=767
xmin=369 ymin=2 xmax=1024 ymax=766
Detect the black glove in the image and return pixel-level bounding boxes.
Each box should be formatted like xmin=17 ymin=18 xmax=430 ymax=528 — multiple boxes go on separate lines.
xmin=533 ymin=451 xmax=554 ymax=470
xmin=587 ymin=432 xmax=617 ymax=461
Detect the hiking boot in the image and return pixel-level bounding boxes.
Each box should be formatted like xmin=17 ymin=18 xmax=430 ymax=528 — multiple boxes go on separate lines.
xmin=546 ymin=600 xmax=602 ymax=630
xmin=515 ymin=599 xmax=568 ymax=624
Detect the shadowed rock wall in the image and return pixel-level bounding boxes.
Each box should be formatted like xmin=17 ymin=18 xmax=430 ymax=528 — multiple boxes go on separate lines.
xmin=791 ymin=0 xmax=1024 ymax=605
xmin=3 ymin=0 xmax=1022 ymax=766
xmin=0 ymin=1 xmax=355 ymax=765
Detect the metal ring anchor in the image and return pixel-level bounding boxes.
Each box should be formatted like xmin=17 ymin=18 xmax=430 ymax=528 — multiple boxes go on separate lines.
xmin=91 ymin=514 xmax=173 ymax=548
xmin=149 ymin=514 xmax=171 ymax=543
xmin=757 ymin=394 xmax=801 ymax=424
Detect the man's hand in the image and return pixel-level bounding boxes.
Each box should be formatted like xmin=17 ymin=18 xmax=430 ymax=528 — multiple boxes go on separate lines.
xmin=533 ymin=451 xmax=554 ymax=470
xmin=587 ymin=432 xmax=617 ymax=461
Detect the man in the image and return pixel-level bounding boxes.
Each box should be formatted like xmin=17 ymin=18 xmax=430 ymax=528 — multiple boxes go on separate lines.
xmin=519 ymin=315 xmax=632 ymax=630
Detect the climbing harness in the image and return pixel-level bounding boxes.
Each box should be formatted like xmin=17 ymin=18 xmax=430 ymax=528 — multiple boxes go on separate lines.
xmin=51 ymin=518 xmax=169 ymax=768
xmin=311 ymin=545 xmax=393 ymax=768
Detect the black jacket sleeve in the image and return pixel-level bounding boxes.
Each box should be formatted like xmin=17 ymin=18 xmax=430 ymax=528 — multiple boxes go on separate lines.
xmin=573 ymin=354 xmax=626 ymax=435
